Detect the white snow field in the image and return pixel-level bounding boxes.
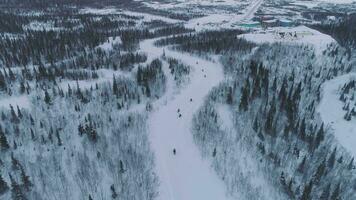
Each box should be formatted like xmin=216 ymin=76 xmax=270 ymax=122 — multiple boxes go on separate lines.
xmin=140 ymin=38 xmax=231 ymax=200
xmin=238 ymin=25 xmax=336 ymax=55
xmin=318 ymin=73 xmax=356 ymax=158
xmin=318 ymin=0 xmax=356 ymax=4
xmin=185 ymin=0 xmax=264 ymax=31
xmin=0 ymin=95 xmax=30 ymax=109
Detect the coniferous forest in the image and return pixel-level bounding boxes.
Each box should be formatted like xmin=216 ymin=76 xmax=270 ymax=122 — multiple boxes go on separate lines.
xmin=1 ymin=1 xmax=356 ymax=200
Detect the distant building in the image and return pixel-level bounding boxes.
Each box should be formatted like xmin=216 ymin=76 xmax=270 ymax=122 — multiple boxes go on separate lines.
xmin=238 ymin=21 xmax=261 ymax=28
xmin=279 ymin=19 xmax=293 ymax=27
xmin=262 ymin=19 xmax=278 ymax=28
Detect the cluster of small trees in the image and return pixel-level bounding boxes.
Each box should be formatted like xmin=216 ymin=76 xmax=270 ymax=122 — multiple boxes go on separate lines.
xmin=137 ymin=59 xmax=166 ymax=98
xmin=340 ymin=79 xmax=356 ymax=121
xmin=166 ymin=57 xmax=190 ymax=87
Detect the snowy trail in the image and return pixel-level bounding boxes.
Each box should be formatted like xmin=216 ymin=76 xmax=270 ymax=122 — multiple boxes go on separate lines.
xmin=242 ymin=0 xmax=264 ymax=21
xmin=140 ymin=39 xmax=231 ymax=200
xmin=318 ymin=73 xmax=356 ymax=158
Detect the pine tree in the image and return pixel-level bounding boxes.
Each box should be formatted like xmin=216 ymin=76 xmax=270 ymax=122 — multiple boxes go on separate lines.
xmin=297 ymin=156 xmax=307 ymax=173
xmin=328 ymin=147 xmax=337 ymax=169
xmin=239 ymin=80 xmax=250 ymax=111
xmin=314 ymin=123 xmax=324 ymax=148
xmin=313 ymin=159 xmax=326 ymax=183
xmin=20 ymin=166 xmax=32 ymax=192
xmin=0 ymin=71 xmax=7 ymax=91
xmin=11 ymin=154 xmax=20 ymax=170
xmin=348 ymin=157 xmax=354 ymax=170
xmin=19 ymin=82 xmax=26 ymax=94
xmin=280 ymin=172 xmax=286 ymax=186
xmin=0 ymin=127 xmax=10 ymax=151
xmin=113 ymin=76 xmax=118 ymax=96
xmin=226 ymin=86 xmax=233 ymax=104
xmin=319 ymin=184 xmax=331 ymax=200
xmin=44 ymin=90 xmax=51 ymax=105
xmin=299 ymin=118 xmax=306 ymax=141
xmin=300 ymin=181 xmax=313 ymax=200
xmin=0 ymin=172 xmax=9 ymax=195
xmin=110 ymin=184 xmax=118 ymax=199
xmin=119 ymin=160 xmax=125 ymax=173
xmin=10 ymin=105 xmax=19 ymax=123
xmin=56 ymin=130 xmax=62 ymax=146
xmin=253 ymin=115 xmax=259 ymax=132
xmin=330 ymin=183 xmax=341 ymax=200
xmin=9 ymin=174 xmax=26 ymax=200
xmin=16 ymin=106 xmax=22 ymax=119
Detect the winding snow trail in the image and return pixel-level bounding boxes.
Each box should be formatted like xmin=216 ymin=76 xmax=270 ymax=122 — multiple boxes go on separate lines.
xmin=140 ymin=39 xmax=230 ymax=200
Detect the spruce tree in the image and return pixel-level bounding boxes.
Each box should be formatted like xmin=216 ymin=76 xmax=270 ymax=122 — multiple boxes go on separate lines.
xmin=44 ymin=90 xmax=51 ymax=105
xmin=330 ymin=183 xmax=341 ymax=200
xmin=0 ymin=127 xmax=9 ymax=151
xmin=328 ymin=147 xmax=337 ymax=169
xmin=20 ymin=166 xmax=32 ymax=192
xmin=0 ymin=172 xmax=9 ymax=195
xmin=300 ymin=181 xmax=313 ymax=200
xmin=319 ymin=184 xmax=331 ymax=200
xmin=9 ymin=174 xmax=26 ymax=200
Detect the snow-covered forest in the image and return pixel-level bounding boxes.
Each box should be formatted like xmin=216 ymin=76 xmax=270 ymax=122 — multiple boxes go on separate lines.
xmin=1 ymin=0 xmax=356 ymax=200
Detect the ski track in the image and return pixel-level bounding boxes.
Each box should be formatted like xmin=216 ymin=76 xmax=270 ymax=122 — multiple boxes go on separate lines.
xmin=140 ymin=38 xmax=231 ymax=200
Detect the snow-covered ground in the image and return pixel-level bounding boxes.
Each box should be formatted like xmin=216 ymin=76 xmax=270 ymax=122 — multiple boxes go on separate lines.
xmin=0 ymin=95 xmax=30 ymax=109
xmin=121 ymin=11 xmax=183 ymax=24
xmin=318 ymin=0 xmax=356 ymax=4
xmin=185 ymin=0 xmax=264 ymax=31
xmin=79 ymin=7 xmax=119 ymax=15
xmin=58 ymin=68 xmax=132 ymax=92
xmin=141 ymin=39 xmax=231 ymax=200
xmin=79 ymin=7 xmax=182 ymax=24
xmin=238 ymin=25 xmax=336 ymax=55
xmin=97 ymin=36 xmax=122 ymax=51
xmin=140 ymin=0 xmax=248 ymax=9
xmin=318 ymin=73 xmax=356 ymax=158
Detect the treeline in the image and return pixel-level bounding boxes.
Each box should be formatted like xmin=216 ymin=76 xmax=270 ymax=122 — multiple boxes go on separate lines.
xmin=155 ymin=30 xmax=255 ymax=54
xmin=312 ymin=13 xmax=356 ymax=48
xmin=340 ymin=79 xmax=356 ymax=121
xmin=0 ymin=12 xmax=28 ymax=33
xmin=120 ymin=25 xmax=193 ymax=51
xmin=0 ymin=29 xmax=106 ymax=67
xmin=0 ymin=0 xmax=140 ymax=7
